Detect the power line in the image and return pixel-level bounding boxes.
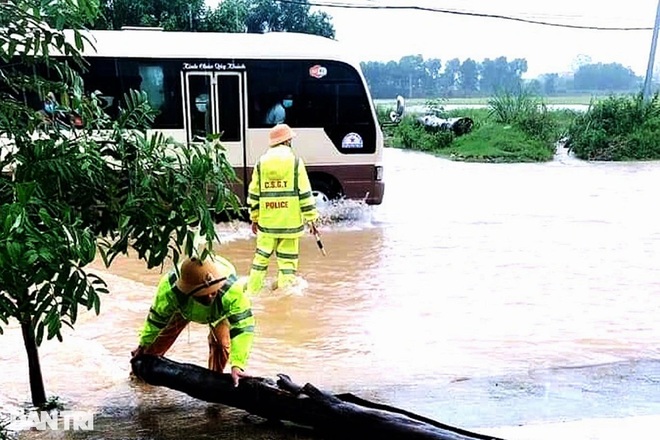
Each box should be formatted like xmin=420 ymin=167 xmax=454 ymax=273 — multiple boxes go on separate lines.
xmin=277 ymin=0 xmax=654 ymax=31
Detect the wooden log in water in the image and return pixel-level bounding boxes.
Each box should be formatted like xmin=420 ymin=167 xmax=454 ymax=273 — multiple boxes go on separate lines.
xmin=131 ymin=355 xmax=505 ymax=440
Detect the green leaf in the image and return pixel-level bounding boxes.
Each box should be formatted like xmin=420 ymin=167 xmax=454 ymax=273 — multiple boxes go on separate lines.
xmin=34 ymin=290 xmax=54 ymax=322
xmin=96 ymin=244 xmax=110 ymax=268
xmin=16 ymin=182 xmax=36 ymax=205
xmin=80 ymin=231 xmax=96 ymax=264
xmin=82 ymin=282 xmax=94 ymax=310
xmin=53 ymin=34 xmax=64 ymax=49
xmin=55 ymin=14 xmax=66 ymax=30
xmin=33 ymin=35 xmax=41 ymax=58
xmin=74 ymin=32 xmax=83 ymax=51
xmin=184 ymin=231 xmax=194 ymax=256
xmin=35 ymin=284 xmax=51 ymax=304
xmin=172 ymin=248 xmax=180 ymax=266
xmin=65 ymin=271 xmax=80 ymax=298
xmin=25 ymin=250 xmax=39 ymax=265
xmin=5 ymin=40 xmax=18 ymax=60
xmin=35 ymin=322 xmax=45 ymax=346
xmin=46 ymin=309 xmax=62 ymax=341
xmin=92 ymin=292 xmax=100 ymax=315
xmin=38 ymin=208 xmax=53 ymax=224
xmin=0 ymin=294 xmax=17 ymax=318
xmin=38 ymin=249 xmax=53 ymax=264
xmin=24 ymin=38 xmax=33 ymax=55
xmin=7 ymin=242 xmax=22 ymax=264
xmin=70 ymin=300 xmax=78 ymax=323
xmin=9 ymin=212 xmax=23 ymax=233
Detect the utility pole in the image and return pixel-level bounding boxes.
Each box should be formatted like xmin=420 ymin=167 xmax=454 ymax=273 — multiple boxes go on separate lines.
xmin=643 ymin=0 xmax=660 ymax=101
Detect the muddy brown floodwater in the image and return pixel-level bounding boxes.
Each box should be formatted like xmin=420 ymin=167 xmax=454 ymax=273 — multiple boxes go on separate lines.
xmin=2 ymin=146 xmax=660 ymax=439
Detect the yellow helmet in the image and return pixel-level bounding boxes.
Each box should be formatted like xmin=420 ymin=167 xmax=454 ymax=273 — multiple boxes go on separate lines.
xmin=268 ymin=123 xmax=296 ymax=147
xmin=175 ymin=257 xmax=227 ymax=297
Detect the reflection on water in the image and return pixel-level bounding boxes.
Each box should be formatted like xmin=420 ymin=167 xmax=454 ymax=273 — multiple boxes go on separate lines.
xmin=3 ymin=147 xmax=660 ymax=439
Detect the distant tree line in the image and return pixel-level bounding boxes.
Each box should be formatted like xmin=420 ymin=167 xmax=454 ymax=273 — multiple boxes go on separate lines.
xmin=91 ymin=0 xmax=335 ymax=37
xmin=361 ymin=56 xmax=643 ymax=99
xmin=81 ymin=0 xmax=644 ymax=99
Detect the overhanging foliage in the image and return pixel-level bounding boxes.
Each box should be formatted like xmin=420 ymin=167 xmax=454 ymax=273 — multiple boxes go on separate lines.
xmin=0 ymin=0 xmax=242 ymax=407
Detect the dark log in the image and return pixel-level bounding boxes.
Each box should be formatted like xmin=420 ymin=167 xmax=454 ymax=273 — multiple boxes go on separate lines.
xmin=131 ymin=355 xmax=505 ymax=440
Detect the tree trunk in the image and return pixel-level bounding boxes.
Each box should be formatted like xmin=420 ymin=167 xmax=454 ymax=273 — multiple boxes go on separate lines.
xmin=131 ymin=355 xmax=505 ymax=440
xmin=20 ymin=321 xmax=47 ymax=407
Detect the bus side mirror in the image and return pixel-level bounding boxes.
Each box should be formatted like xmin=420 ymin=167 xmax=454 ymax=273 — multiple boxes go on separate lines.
xmin=389 ymin=95 xmax=405 ymax=123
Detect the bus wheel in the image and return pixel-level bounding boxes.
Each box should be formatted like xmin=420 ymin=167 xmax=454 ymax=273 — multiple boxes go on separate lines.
xmin=310 ymin=179 xmax=335 ymax=208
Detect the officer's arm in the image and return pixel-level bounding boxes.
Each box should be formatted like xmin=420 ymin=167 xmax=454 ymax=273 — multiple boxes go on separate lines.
xmin=223 ymin=287 xmax=255 ymax=371
xmin=297 ymin=158 xmax=319 ymax=223
xmin=247 ymin=162 xmax=260 ymax=223
xmin=138 ymin=276 xmax=178 ymax=347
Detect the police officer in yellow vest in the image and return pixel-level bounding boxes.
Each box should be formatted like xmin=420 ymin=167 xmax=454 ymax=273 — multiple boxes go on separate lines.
xmin=131 ymin=255 xmax=254 ymax=386
xmin=247 ymin=123 xmax=319 ymax=294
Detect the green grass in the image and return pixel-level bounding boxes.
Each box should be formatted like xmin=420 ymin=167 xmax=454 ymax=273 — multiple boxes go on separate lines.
xmin=441 ymin=123 xmax=555 ymax=162
xmin=566 ymin=92 xmax=660 ymax=160
xmin=385 ymin=113 xmax=557 ymax=163
xmin=382 ymin=92 xmax=568 ymax=162
xmin=379 ymin=91 xmax=660 ymax=163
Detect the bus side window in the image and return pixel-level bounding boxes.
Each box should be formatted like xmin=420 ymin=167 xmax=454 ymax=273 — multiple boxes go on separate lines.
xmin=246 ymin=60 xmax=300 ymax=129
xmin=299 ymin=81 xmax=335 ymax=127
xmin=217 ymin=75 xmax=241 ymax=141
xmin=188 ymin=76 xmax=212 ymax=140
xmin=138 ymin=65 xmax=166 ymax=111
xmin=107 ymin=59 xmax=182 ymax=129
xmin=84 ymin=58 xmax=121 ymax=119
xmin=337 ymin=83 xmax=371 ymax=125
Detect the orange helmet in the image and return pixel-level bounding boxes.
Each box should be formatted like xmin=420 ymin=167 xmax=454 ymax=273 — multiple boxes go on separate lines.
xmin=268 ymin=123 xmax=296 ymax=147
xmin=175 ymin=257 xmax=226 ymax=297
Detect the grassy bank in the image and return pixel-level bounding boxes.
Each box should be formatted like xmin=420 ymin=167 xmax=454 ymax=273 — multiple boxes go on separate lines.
xmin=565 ymin=93 xmax=660 ymax=160
xmin=375 ymin=95 xmax=603 ymax=109
xmin=379 ymin=93 xmax=579 ymax=162
xmin=380 ymin=92 xmax=660 ymax=163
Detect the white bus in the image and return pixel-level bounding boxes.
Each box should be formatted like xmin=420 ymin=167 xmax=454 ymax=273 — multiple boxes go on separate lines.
xmin=64 ymin=28 xmax=386 ymax=206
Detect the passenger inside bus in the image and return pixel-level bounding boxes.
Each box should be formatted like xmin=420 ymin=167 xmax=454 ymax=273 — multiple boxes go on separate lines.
xmin=264 ymin=94 xmax=293 ymax=125
xmin=39 ymin=92 xmax=61 ymax=123
xmin=38 ymin=92 xmax=83 ymax=128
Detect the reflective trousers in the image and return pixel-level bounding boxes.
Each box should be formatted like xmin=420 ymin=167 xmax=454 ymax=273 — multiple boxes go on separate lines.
xmin=141 ymin=314 xmax=230 ymax=373
xmin=247 ymin=233 xmax=299 ymax=294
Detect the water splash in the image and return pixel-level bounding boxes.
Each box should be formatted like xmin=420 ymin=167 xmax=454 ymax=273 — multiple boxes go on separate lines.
xmin=212 ymin=199 xmax=377 ymax=241
xmin=213 ymin=220 xmax=254 ymax=243
xmin=316 ymin=198 xmax=374 ymax=228
xmin=250 ymin=275 xmax=309 ymax=299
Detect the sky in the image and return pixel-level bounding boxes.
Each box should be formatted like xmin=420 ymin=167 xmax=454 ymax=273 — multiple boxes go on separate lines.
xmin=312 ymin=0 xmax=660 ymax=78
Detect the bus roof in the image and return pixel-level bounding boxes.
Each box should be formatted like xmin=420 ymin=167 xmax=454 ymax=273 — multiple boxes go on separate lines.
xmin=71 ymin=29 xmax=358 ymax=64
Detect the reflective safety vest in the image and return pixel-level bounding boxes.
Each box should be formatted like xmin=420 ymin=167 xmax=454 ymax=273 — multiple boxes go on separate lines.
xmin=137 ymin=256 xmax=255 ymax=370
xmin=248 ymin=146 xmax=318 ymax=238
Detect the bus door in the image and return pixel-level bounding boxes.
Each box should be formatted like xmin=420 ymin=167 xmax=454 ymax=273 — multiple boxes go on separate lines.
xmin=182 ymin=71 xmax=246 ymax=193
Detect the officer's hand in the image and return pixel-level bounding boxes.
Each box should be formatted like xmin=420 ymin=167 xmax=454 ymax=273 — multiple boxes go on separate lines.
xmin=251 ymin=222 xmax=258 ymax=235
xmin=231 ymin=366 xmax=249 ymax=387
